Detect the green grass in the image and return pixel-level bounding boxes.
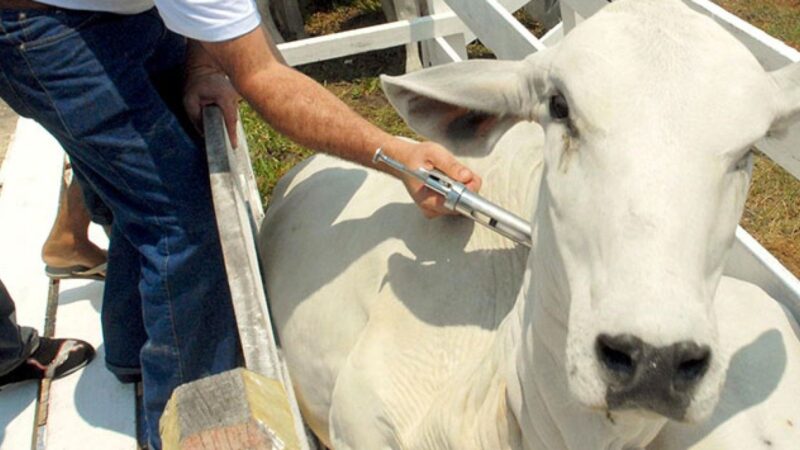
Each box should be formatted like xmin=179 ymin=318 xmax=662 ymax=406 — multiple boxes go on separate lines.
xmin=741 ymin=154 xmax=800 ymax=276
xmin=245 ymin=1 xmax=800 ymax=276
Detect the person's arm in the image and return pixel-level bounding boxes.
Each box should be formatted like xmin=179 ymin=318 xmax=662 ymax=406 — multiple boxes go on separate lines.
xmin=183 ymin=40 xmax=243 ymax=147
xmin=200 ymin=26 xmax=482 ymax=218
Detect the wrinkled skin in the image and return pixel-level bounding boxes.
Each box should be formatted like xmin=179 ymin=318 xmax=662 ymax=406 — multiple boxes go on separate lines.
xmin=260 ymin=0 xmax=800 ymax=448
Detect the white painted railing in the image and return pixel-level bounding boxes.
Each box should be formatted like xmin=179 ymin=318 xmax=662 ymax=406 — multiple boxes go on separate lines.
xmin=276 ymin=0 xmax=533 ymax=66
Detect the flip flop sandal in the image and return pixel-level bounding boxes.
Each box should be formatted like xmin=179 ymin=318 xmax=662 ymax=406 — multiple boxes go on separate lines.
xmin=45 ymin=263 xmax=107 ymax=281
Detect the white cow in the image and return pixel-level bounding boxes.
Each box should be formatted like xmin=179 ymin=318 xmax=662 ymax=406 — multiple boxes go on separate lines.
xmin=259 ymin=0 xmax=800 ymax=448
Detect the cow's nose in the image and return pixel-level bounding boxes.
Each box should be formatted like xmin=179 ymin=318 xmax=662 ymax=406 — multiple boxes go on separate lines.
xmin=595 ymin=333 xmax=711 ymax=420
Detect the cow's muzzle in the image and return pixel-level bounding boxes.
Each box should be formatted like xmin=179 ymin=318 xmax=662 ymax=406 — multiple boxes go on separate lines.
xmin=596 ymin=333 xmax=711 ymax=420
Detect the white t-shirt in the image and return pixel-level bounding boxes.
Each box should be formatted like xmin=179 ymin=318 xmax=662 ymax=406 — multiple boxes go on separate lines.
xmin=36 ymin=0 xmax=261 ymax=42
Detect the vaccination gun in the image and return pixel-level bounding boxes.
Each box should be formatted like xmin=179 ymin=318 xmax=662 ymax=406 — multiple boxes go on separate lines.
xmin=373 ymin=148 xmax=532 ymax=248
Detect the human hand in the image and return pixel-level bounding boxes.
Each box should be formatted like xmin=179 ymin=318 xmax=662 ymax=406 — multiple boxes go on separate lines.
xmin=381 ymin=139 xmax=482 ymax=219
xmin=183 ymin=67 xmax=242 ymax=147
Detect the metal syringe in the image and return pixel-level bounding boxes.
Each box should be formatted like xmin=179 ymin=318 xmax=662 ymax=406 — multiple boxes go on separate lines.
xmin=373 ymin=148 xmax=532 ymax=248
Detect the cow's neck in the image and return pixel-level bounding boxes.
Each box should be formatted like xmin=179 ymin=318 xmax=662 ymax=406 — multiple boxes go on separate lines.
xmin=502 ymin=189 xmax=668 ymax=450
xmin=411 ymin=126 xmax=668 ymax=448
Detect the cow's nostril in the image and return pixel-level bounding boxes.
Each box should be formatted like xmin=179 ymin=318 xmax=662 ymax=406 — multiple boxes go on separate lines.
xmin=674 ymin=346 xmax=711 ymax=390
xmin=596 ymin=334 xmax=639 ymax=380
xmin=599 ymin=343 xmax=634 ymax=374
xmin=676 ymin=355 xmax=709 ymax=379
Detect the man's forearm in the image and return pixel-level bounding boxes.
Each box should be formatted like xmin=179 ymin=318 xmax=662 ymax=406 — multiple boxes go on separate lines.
xmin=243 ymin=66 xmax=395 ymax=167
xmin=200 ymin=26 xmax=481 ymax=218
xmin=201 ymin=27 xmax=397 ymax=169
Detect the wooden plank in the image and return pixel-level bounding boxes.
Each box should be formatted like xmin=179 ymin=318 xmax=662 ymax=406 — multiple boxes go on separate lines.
xmin=277 ymin=13 xmax=468 ymax=67
xmin=524 ymin=0 xmax=561 ymax=29
xmin=559 ymin=0 xmax=604 ymax=19
xmin=161 ymin=369 xmax=298 ymax=450
xmin=33 ymin=280 xmax=60 ymax=450
xmin=424 ymin=36 xmax=465 ymax=65
xmin=384 ymin=0 xmax=425 ymax=72
xmin=0 ymin=119 xmax=62 ymax=450
xmin=541 ymin=22 xmax=564 ymax=47
xmin=204 ymin=108 xmax=279 ymax=380
xmin=276 ymin=0 xmax=532 ymax=67
xmin=44 ymin=276 xmax=137 ymax=450
xmin=444 ymin=0 xmax=545 ymax=59
xmin=759 ymin=126 xmax=800 ymax=183
xmin=419 ymin=0 xmax=465 ymax=67
xmin=203 ymin=107 xmax=309 ymax=450
xmin=559 ymin=1 xmax=584 ymax=33
xmin=460 ymin=0 xmax=531 ymax=45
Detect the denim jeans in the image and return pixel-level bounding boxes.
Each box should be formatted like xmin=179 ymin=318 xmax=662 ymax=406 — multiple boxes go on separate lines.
xmin=72 ymin=163 xmax=113 ymax=226
xmin=0 ymin=9 xmax=241 ymax=448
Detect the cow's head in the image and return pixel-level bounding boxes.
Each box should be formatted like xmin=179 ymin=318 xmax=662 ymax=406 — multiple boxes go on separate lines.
xmin=382 ymin=0 xmax=800 ymax=425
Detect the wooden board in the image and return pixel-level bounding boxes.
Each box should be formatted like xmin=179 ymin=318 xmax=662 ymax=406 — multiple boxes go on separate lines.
xmin=445 ymin=0 xmax=545 ymax=59
xmin=425 ymin=36 xmax=466 ymax=65
xmin=277 ymin=13 xmax=469 ymax=67
xmin=0 ymin=118 xmax=62 ymax=450
xmin=161 ymin=368 xmax=299 ymax=450
xmin=541 ymin=22 xmax=564 ymax=48
xmin=277 ymin=0 xmax=532 ymax=67
xmin=203 ymin=107 xmax=310 ymax=450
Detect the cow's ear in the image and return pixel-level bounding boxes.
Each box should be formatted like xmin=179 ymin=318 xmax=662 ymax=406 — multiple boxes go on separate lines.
xmin=770 ymin=62 xmax=800 ymax=134
xmin=381 ymin=51 xmax=550 ymax=157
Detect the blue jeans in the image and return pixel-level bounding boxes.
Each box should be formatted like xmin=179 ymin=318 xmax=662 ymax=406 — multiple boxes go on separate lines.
xmin=0 ymin=9 xmax=241 ymax=448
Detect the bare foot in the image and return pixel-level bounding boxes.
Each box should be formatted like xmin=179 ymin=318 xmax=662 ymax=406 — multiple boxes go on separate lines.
xmin=42 ymin=238 xmax=107 ymax=270
xmin=42 ymin=159 xmax=108 ymax=271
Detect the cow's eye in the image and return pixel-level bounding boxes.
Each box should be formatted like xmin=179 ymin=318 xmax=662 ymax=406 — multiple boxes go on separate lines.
xmin=549 ymin=93 xmax=570 ymax=120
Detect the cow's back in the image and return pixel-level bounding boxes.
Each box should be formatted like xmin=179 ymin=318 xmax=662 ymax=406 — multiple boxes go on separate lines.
xmin=259 ymin=122 xmax=543 ymax=446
